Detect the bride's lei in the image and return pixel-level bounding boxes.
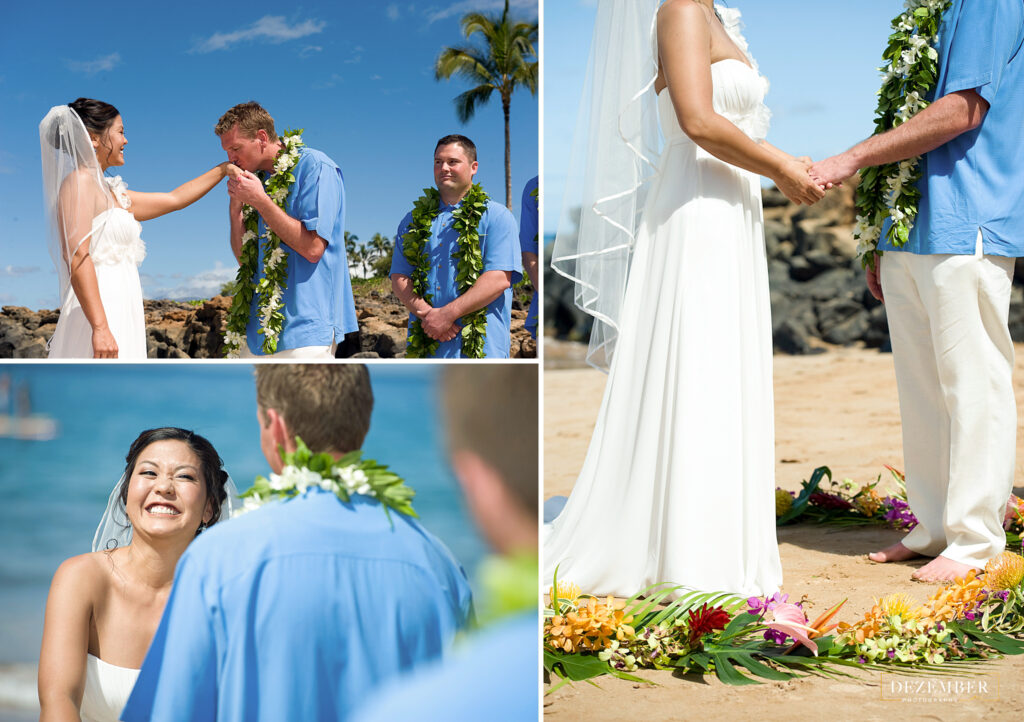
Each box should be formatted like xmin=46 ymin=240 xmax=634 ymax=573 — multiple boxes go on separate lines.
xmin=234 ymin=437 xmax=417 ymax=522
xmin=401 ymin=183 xmax=489 ymax=358
xmin=853 ymin=0 xmax=951 ymax=268
xmin=223 ymin=130 xmax=305 ymax=357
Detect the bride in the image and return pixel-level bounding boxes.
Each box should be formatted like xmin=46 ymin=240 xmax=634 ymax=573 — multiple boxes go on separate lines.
xmin=38 ymin=428 xmax=236 ymax=722
xmin=40 ymin=99 xmax=240 ymax=359
xmin=545 ymin=0 xmax=824 ymax=598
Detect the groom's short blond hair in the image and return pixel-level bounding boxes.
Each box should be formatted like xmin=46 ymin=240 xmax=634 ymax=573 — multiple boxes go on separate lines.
xmin=215 ymin=101 xmax=276 ymax=139
xmin=442 ymin=366 xmax=537 ymax=516
xmin=255 ymin=365 xmax=373 ymax=455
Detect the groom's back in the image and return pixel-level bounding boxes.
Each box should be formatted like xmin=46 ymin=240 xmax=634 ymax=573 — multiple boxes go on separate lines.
xmin=124 ymin=488 xmax=472 ymax=722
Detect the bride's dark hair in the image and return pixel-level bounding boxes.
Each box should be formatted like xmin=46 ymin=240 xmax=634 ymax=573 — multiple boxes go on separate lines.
xmin=113 ymin=427 xmax=230 ymax=539
xmin=68 ymin=98 xmax=120 ymax=137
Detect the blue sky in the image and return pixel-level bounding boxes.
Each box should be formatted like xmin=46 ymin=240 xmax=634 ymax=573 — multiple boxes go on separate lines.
xmin=0 ymin=0 xmax=539 ymax=308
xmin=544 ymin=1 xmax=913 ymax=235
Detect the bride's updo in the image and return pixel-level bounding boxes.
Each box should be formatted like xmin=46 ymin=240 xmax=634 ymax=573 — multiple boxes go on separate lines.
xmin=115 ymin=427 xmax=230 ymax=535
xmin=68 ymin=98 xmax=120 ymax=137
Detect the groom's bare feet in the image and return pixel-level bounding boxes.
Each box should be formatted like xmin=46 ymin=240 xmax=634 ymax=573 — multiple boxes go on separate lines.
xmin=911 ymin=556 xmax=979 ymax=584
xmin=867 ymin=541 xmax=922 ymax=564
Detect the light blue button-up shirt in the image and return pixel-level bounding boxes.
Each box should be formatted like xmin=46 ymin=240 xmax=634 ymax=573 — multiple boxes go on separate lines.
xmin=519 ymin=176 xmax=539 ymax=339
xmin=245 ymin=146 xmax=359 ymax=354
xmin=880 ymin=0 xmax=1024 ymax=257
xmin=121 ymin=489 xmax=473 ymax=722
xmin=391 ymin=196 xmax=521 ymax=358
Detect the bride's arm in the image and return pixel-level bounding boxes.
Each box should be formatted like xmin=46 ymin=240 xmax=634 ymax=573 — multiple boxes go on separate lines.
xmin=658 ymin=1 xmax=823 ymax=205
xmin=38 ymin=556 xmax=95 ymax=721
xmin=126 ymin=163 xmax=242 ymax=222
xmin=60 ymin=175 xmax=118 ymax=358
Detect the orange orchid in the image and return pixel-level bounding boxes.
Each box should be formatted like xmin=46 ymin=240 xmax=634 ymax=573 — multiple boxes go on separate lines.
xmin=920 ymin=569 xmax=987 ymax=624
xmin=544 ymin=595 xmax=635 ymax=654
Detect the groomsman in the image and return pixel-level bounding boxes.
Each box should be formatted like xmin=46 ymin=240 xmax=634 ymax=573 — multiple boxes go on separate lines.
xmin=390 ymin=135 xmax=520 ymax=358
xmin=122 ymin=365 xmax=472 ymax=721
xmin=810 ymin=0 xmax=1024 ymax=582
xmin=216 ymin=101 xmax=358 ymax=357
xmin=519 ymin=175 xmax=539 ymax=339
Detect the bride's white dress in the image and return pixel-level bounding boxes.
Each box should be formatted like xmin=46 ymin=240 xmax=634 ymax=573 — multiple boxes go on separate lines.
xmin=80 ymin=654 xmax=140 ymax=722
xmin=544 ymin=13 xmax=783 ymax=598
xmin=48 ymin=176 xmax=147 ymax=359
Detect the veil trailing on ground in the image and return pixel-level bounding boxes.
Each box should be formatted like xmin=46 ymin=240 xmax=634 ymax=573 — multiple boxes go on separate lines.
xmin=39 ymin=105 xmax=114 ymax=304
xmin=92 ymin=474 xmax=242 ymax=552
xmin=549 ymin=0 xmax=663 ymax=371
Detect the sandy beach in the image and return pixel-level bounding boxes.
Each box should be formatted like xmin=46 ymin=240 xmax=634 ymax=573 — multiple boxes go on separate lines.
xmin=543 ymin=344 xmax=1024 ymax=720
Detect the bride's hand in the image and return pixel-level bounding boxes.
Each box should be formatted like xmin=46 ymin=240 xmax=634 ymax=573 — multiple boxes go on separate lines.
xmin=92 ymin=324 xmax=118 ymax=359
xmin=774 ymin=159 xmax=826 ymax=206
xmin=222 ymin=162 xmax=243 ymax=180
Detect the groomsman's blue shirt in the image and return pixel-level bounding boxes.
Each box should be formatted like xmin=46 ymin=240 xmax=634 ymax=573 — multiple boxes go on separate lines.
xmin=880 ymin=0 xmax=1024 ymax=257
xmin=519 ymin=176 xmax=539 ymax=339
xmin=353 ymin=611 xmax=539 ymax=722
xmin=121 ymin=489 xmax=473 ymax=722
xmin=245 ymin=146 xmax=359 ymax=354
xmin=391 ymin=196 xmax=521 ymax=358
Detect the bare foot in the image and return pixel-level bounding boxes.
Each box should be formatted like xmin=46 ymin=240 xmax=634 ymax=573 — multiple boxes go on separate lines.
xmin=867 ymin=542 xmax=923 ymax=564
xmin=911 ymin=555 xmax=979 ymax=583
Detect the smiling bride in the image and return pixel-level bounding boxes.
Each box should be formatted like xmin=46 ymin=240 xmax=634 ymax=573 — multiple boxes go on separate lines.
xmin=37 ymin=428 xmax=236 ymax=722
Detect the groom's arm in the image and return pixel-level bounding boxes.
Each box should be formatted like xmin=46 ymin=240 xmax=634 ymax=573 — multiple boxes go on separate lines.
xmin=227 ymin=171 xmax=327 ymax=263
xmin=808 ymin=90 xmax=988 ymax=186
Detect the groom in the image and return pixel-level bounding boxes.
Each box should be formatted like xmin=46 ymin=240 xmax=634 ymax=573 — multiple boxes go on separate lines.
xmin=390 ymin=135 xmax=521 ymax=358
xmin=121 ymin=364 xmax=473 ymax=720
xmin=216 ymin=101 xmax=358 ymax=357
xmin=810 ymin=1 xmax=1024 ymax=582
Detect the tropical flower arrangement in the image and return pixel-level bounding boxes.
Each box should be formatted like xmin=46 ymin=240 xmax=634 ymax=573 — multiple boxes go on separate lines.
xmin=853 ymin=0 xmax=952 ymax=268
xmin=222 ymin=129 xmax=305 ymax=357
xmin=775 ymin=465 xmax=918 ymax=531
xmin=544 ymin=551 xmax=1024 ymax=689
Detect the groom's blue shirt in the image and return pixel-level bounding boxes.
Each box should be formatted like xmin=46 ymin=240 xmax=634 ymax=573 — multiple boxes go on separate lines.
xmin=390 ymin=195 xmax=521 ymax=358
xmin=519 ymin=176 xmax=539 ymax=339
xmin=121 ymin=489 xmax=472 ymax=722
xmin=245 ymin=146 xmax=359 ymax=354
xmin=881 ymin=0 xmax=1024 ymax=257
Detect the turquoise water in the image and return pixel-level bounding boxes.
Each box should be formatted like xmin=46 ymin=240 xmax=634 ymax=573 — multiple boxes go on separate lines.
xmin=0 ymin=364 xmax=487 ymax=671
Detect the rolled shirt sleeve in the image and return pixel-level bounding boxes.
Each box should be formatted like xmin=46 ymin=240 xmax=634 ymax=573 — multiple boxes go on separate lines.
xmin=482 ymin=203 xmax=523 ymax=285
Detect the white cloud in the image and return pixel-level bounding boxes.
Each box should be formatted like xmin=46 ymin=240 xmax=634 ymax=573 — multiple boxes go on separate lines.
xmin=142 ymin=264 xmax=236 ymax=301
xmin=426 ymin=0 xmax=536 ymax=24
xmin=299 ymin=45 xmax=323 ymax=58
xmin=387 ymin=4 xmax=401 ymax=20
xmin=0 ymin=265 xmax=41 ymax=278
xmin=67 ymin=53 xmax=121 ymax=75
xmin=311 ymin=73 xmax=344 ymax=90
xmin=193 ymin=16 xmax=326 ymax=54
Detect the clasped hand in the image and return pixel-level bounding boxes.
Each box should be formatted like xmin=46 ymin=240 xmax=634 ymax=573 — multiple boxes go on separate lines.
xmin=226 ymin=170 xmax=268 ymax=207
xmin=421 ymin=306 xmax=460 ymax=342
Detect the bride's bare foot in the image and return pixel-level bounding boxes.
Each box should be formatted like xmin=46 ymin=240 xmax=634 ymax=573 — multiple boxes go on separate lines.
xmin=911 ymin=555 xmax=979 ymax=584
xmin=867 ymin=541 xmax=922 ymax=564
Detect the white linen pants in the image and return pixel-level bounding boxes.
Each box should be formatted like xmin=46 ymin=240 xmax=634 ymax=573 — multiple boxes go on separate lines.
xmin=239 ymin=338 xmax=337 ymax=359
xmin=881 ymin=232 xmax=1016 ymax=567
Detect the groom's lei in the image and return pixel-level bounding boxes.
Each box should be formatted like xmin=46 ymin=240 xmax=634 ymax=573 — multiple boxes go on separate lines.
xmin=222 ymin=129 xmax=305 ymax=357
xmin=853 ymin=0 xmax=952 ymax=269
xmin=233 ymin=437 xmax=417 ymax=522
xmin=402 ymin=183 xmax=490 ymax=358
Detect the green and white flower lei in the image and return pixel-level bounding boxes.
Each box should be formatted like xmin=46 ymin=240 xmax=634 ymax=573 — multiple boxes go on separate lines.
xmin=853 ymin=0 xmax=951 ymax=269
xmin=233 ymin=437 xmax=417 ymax=523
xmin=223 ymin=130 xmax=305 ymax=357
xmin=402 ymin=183 xmax=489 ymax=358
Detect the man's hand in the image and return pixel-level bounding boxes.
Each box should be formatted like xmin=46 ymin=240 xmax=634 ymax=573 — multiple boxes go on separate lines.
xmin=226 ymin=171 xmax=268 ymax=208
xmin=422 ymin=306 xmax=460 ymax=341
xmin=809 ymin=153 xmax=859 ymax=189
xmin=865 ymin=254 xmax=884 ymax=303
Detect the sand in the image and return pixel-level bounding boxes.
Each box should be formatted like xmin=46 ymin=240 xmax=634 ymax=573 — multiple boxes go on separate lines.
xmin=543 ymin=345 xmax=1024 ymax=721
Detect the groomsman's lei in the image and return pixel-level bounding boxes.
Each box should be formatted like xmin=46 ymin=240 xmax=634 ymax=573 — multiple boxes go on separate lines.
xmin=233 ymin=437 xmax=417 ymax=523
xmin=402 ymin=183 xmax=490 ymax=358
xmin=853 ymin=0 xmax=951 ymax=270
xmin=222 ymin=130 xmax=305 ymax=357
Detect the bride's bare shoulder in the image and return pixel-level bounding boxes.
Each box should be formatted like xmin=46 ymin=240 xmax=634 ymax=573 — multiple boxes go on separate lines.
xmin=49 ymin=551 xmax=116 ymax=598
xmin=658 ymin=0 xmax=713 ymax=28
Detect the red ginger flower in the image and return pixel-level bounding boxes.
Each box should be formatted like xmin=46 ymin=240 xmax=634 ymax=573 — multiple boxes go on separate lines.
xmin=687 ymin=603 xmax=732 ymax=645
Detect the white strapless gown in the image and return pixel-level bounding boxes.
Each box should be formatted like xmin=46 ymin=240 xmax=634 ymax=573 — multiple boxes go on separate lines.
xmin=48 ymin=176 xmax=147 ymax=359
xmin=80 ymin=654 xmax=140 ymax=722
xmin=544 ymin=15 xmax=783 ymax=598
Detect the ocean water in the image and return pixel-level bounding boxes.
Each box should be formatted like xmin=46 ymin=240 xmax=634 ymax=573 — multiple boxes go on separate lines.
xmin=0 ymin=363 xmax=491 ymax=714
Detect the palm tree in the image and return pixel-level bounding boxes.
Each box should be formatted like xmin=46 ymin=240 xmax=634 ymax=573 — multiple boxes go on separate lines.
xmin=435 ymin=0 xmax=538 ymax=209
